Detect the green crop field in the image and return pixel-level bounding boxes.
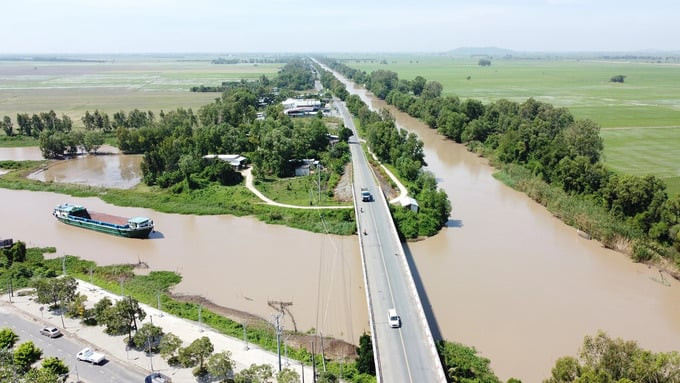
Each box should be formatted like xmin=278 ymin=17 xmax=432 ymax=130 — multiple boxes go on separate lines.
xmin=601 ymin=127 xmax=680 ymax=196
xmin=0 ymin=57 xmax=282 ymax=126
xmin=338 ymin=55 xmax=680 ymax=196
xmin=338 ymin=55 xmax=680 ymax=129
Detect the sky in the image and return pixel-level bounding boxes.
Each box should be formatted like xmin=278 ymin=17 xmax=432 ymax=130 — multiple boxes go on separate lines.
xmin=1 ymin=0 xmax=679 ymax=54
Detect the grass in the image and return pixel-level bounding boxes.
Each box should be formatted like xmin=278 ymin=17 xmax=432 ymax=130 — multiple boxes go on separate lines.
xmin=255 ymin=173 xmax=351 ymax=207
xmin=601 ymin=127 xmax=680 ymax=196
xmin=339 ymin=56 xmax=680 ymax=129
xmin=0 ymin=135 xmax=39 ymax=147
xmin=0 ymin=58 xmax=282 ymax=128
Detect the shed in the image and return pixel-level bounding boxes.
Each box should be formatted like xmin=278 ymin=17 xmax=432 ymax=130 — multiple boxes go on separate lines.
xmin=400 ymin=196 xmax=419 ymax=213
xmin=202 ymin=154 xmax=247 ymax=169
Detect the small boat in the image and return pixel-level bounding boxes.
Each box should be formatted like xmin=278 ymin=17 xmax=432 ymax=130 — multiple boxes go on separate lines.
xmin=53 ymin=203 xmax=154 ymax=239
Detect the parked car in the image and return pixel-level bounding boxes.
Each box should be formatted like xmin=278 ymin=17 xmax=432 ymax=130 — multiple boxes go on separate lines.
xmin=76 ymin=347 xmax=106 ymax=365
xmin=145 ymin=372 xmax=172 ymax=383
xmin=39 ymin=326 xmax=62 ymax=338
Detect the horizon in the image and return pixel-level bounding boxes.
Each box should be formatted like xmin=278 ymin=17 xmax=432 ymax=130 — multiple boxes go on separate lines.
xmin=2 ymin=0 xmax=679 ymax=54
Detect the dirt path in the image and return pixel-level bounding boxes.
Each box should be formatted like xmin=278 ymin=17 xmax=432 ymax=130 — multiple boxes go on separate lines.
xmin=241 ymin=167 xmax=352 ymax=210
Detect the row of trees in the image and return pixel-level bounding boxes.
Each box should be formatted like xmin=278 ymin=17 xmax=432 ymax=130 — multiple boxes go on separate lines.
xmin=1 ymin=111 xmax=72 ymax=137
xmin=322 ymin=57 xmax=680 ymax=257
xmin=274 ymin=58 xmax=315 ymax=91
xmin=0 ymin=328 xmax=69 ymax=383
xmin=317 ymin=64 xmax=451 ymax=238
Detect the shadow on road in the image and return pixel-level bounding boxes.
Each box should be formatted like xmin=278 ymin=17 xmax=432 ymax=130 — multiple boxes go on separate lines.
xmin=402 ymin=243 xmax=443 ymax=342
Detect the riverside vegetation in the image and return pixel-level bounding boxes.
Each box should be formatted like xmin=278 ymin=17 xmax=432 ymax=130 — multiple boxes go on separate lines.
xmin=320 ymin=57 xmax=680 ymax=276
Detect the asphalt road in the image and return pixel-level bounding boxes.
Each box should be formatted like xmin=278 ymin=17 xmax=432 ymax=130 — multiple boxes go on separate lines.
xmin=335 ymin=98 xmax=445 ymax=383
xmin=0 ymin=309 xmax=147 ymax=383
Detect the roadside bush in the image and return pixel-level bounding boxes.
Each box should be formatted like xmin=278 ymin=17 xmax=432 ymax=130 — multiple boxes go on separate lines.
xmin=13 ymin=341 xmax=43 ymax=373
xmin=0 ymin=328 xmax=19 ymax=349
xmin=41 ymin=356 xmax=69 ymax=376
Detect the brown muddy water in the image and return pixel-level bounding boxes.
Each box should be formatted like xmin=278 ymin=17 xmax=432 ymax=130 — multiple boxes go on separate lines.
xmin=333 ymin=72 xmax=680 ymax=382
xmin=0 ymin=188 xmax=367 ymax=347
xmin=27 ymin=146 xmax=143 ymax=189
xmin=0 ymin=146 xmax=44 ymax=161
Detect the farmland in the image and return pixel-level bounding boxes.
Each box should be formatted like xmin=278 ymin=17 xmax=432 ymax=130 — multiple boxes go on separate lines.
xmin=338 ymin=55 xmax=680 ymax=195
xmin=0 ymin=56 xmax=282 ymax=127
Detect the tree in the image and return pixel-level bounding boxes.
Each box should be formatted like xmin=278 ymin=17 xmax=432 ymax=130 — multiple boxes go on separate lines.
xmin=40 ymin=356 xmax=69 ymax=376
xmin=234 ymin=363 xmax=274 ymax=383
xmin=33 ymin=276 xmax=79 ymax=310
xmin=437 ymin=340 xmax=500 ymax=383
xmin=478 ymin=59 xmax=492 ymax=66
xmin=545 ymin=331 xmax=680 ymax=383
xmin=610 ymin=75 xmax=626 ymax=83
xmin=276 ymin=368 xmax=300 ymax=383
xmin=132 ymin=323 xmax=164 ymax=352
xmin=19 ymin=368 xmax=60 ymax=383
xmin=82 ymin=131 xmax=104 ymax=153
xmin=16 ymin=113 xmax=31 ymax=136
xmin=92 ymin=296 xmax=113 ymax=325
xmin=421 ymin=81 xmax=443 ymax=99
xmin=112 ymin=297 xmax=146 ymax=341
xmin=159 ymin=332 xmax=183 ymax=362
xmin=563 ymin=119 xmax=603 ymax=164
xmin=14 ymin=341 xmax=43 ymax=373
xmin=411 ymin=75 xmax=427 ymax=96
xmin=207 ymin=351 xmax=234 ymax=382
xmin=0 ymin=328 xmax=19 ymax=349
xmin=1 ymin=116 xmax=13 ymax=136
xmin=356 ymin=332 xmax=375 ymax=375
xmin=179 ymin=336 xmax=214 ymax=377
xmin=317 ymin=372 xmax=338 ymax=383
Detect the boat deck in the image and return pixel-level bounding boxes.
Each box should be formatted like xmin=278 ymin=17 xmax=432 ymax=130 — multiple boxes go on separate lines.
xmin=88 ymin=211 xmax=128 ymax=226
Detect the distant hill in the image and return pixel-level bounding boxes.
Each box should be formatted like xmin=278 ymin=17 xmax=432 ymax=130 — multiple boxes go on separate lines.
xmin=444 ymin=47 xmax=516 ymax=57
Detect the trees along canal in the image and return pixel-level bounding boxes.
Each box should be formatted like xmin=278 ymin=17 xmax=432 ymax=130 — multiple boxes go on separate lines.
xmin=321 ymin=57 xmax=680 ymax=267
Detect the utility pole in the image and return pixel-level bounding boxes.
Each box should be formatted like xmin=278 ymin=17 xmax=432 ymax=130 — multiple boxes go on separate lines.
xmin=274 ymin=313 xmax=283 ymax=372
xmin=62 ymin=255 xmax=66 ymax=275
xmin=318 ymin=162 xmax=322 ymax=205
xmin=89 ymin=267 xmax=93 ymax=284
xmin=198 ymin=304 xmax=203 ymax=332
xmin=242 ymin=320 xmax=249 ymax=350
xmin=320 ymin=332 xmax=326 ymax=372
xmin=157 ymin=291 xmax=163 ymax=317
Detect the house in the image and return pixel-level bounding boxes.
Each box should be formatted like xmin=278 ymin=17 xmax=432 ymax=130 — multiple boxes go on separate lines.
xmin=400 ymin=196 xmax=419 ymax=213
xmin=281 ymin=98 xmax=322 ymax=117
xmin=294 ymin=164 xmax=311 ymax=176
xmin=292 ymin=159 xmax=319 ymax=177
xmin=202 ymin=154 xmax=247 ymax=169
xmin=0 ymin=237 xmax=12 ymax=249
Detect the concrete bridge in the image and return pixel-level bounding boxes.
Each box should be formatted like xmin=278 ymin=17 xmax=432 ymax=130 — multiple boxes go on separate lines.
xmin=335 ymin=98 xmax=447 ymax=383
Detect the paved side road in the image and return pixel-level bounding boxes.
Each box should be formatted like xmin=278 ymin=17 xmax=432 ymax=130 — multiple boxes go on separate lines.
xmin=1 ymin=280 xmax=315 ymax=382
xmin=0 ymin=308 xmax=146 ymax=383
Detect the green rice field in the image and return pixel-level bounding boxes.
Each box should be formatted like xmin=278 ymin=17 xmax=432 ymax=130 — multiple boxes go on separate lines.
xmin=601 ymin=127 xmax=680 ymax=196
xmin=338 ymin=55 xmax=680 ymax=196
xmin=0 ymin=56 xmax=282 ymax=126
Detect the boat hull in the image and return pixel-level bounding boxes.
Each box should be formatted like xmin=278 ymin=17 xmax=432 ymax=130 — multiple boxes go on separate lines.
xmin=56 ymin=216 xmax=153 ymax=238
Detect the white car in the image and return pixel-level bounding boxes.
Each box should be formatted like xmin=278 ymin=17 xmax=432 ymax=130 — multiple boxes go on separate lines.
xmin=39 ymin=326 xmax=62 ymax=338
xmin=76 ymin=347 xmax=106 ymax=365
xmin=388 ymin=308 xmax=401 ymax=328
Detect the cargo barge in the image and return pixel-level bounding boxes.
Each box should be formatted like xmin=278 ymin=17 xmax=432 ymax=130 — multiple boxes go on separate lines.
xmin=53 ymin=203 xmax=154 ymax=239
